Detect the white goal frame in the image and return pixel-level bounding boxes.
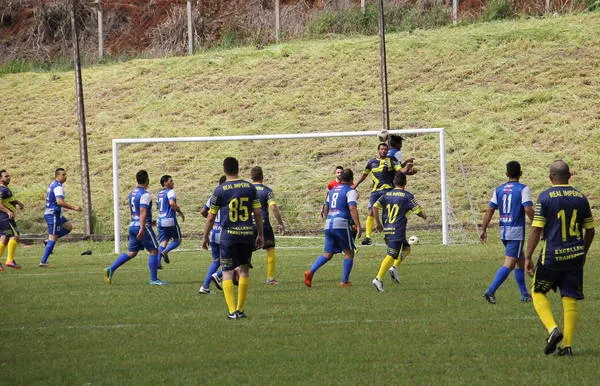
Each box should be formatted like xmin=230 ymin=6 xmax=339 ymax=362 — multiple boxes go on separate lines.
xmin=111 ymin=128 xmax=448 ymax=253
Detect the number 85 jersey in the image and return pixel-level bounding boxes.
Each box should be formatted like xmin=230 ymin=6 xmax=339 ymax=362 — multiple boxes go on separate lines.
xmin=208 ymin=179 xmax=260 ymax=242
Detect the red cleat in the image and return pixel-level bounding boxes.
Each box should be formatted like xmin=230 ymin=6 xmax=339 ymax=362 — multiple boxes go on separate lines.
xmin=340 ymin=281 xmax=352 ymax=287
xmin=304 ymin=271 xmax=313 ymax=288
xmin=5 ymin=261 xmax=21 ymax=269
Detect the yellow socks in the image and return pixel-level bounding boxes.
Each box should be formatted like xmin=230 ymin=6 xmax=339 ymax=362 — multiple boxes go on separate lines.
xmin=562 ymin=297 xmax=579 ymax=347
xmin=365 ymin=215 xmax=374 ymax=238
xmin=0 ymin=242 xmax=5 ymax=259
xmin=393 ymin=248 xmax=411 ymax=268
xmin=376 ymin=255 xmax=395 ymax=280
xmin=6 ymin=238 xmax=17 ymax=263
xmin=237 ymin=276 xmax=249 ymax=312
xmin=223 ymin=279 xmax=236 ymax=314
xmin=266 ymin=248 xmax=276 ymax=280
xmin=532 ymin=292 xmax=558 ymax=333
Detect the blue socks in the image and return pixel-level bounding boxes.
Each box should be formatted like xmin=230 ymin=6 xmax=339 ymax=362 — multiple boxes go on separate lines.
xmin=40 ymin=240 xmax=56 ymax=264
xmin=486 ymin=266 xmax=511 ymax=295
xmin=109 ymin=253 xmax=133 ymax=272
xmin=341 ymin=259 xmax=353 ymax=283
xmin=514 ymin=268 xmax=529 ymax=296
xmin=148 ymin=254 xmax=159 ymax=281
xmin=309 ymin=255 xmax=330 ymax=274
xmin=203 ymin=260 xmax=220 ymax=288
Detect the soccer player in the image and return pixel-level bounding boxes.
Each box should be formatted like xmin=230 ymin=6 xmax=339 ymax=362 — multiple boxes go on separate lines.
xmin=251 ymin=166 xmax=285 ymax=285
xmin=199 ymin=175 xmax=226 ymax=294
xmin=524 ymin=160 xmax=595 ymax=356
xmin=39 ymin=168 xmax=82 ymax=267
xmin=371 ymin=172 xmax=427 ymax=292
xmin=104 ymin=170 xmax=166 ymax=285
xmin=479 ymin=161 xmax=534 ymax=304
xmin=352 ymin=143 xmax=404 ymax=246
xmin=304 ymin=168 xmax=362 ymax=287
xmin=156 ymin=175 xmax=185 ymax=267
xmin=202 ymin=157 xmax=264 ymax=319
xmin=321 ymin=166 xmax=343 ymax=219
xmin=0 ymin=169 xmax=25 ymax=270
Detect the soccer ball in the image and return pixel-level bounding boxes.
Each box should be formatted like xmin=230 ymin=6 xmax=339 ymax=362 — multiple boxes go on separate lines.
xmin=408 ymin=235 xmax=419 ymax=245
xmin=377 ymin=129 xmax=389 ymax=143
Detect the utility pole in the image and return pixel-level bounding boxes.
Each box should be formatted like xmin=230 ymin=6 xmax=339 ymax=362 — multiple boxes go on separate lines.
xmin=274 ymin=0 xmax=280 ymax=42
xmin=187 ymin=0 xmax=194 ymax=55
xmin=95 ymin=0 xmax=103 ymax=59
xmin=377 ymin=0 xmax=390 ymax=132
xmin=71 ymin=0 xmax=93 ymax=236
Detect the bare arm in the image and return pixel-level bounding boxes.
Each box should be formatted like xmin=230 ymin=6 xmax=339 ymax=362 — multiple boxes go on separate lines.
xmin=524 ymin=226 xmax=543 ymax=276
xmin=373 ymin=206 xmax=383 ymax=233
xmin=351 ymin=173 xmax=369 ymax=189
xmin=524 ymin=205 xmax=534 ymax=222
xmin=200 ymin=206 xmax=209 ymax=218
xmin=169 ymin=199 xmax=184 ymax=221
xmin=349 ymin=205 xmax=362 ymax=239
xmin=583 ymin=227 xmax=595 ymax=255
xmin=478 ymin=207 xmax=495 ymax=244
xmin=254 ymin=208 xmax=264 ymax=249
xmin=137 ymin=206 xmax=148 ymax=240
xmin=201 ymin=212 xmax=216 ymax=250
xmin=56 ymin=197 xmax=81 ymax=212
xmin=270 ymin=204 xmax=285 ymax=235
xmin=0 ymin=201 xmax=14 ymax=219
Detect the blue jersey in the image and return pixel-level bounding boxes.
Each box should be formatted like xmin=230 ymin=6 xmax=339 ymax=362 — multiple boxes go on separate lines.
xmin=363 ymin=157 xmax=402 ymax=191
xmin=44 ymin=180 xmax=65 ymax=216
xmin=373 ymin=188 xmax=423 ymax=241
xmin=253 ymin=183 xmax=276 ymax=225
xmin=157 ymin=188 xmax=178 ymax=227
xmin=387 ymin=148 xmax=403 ymax=164
xmin=324 ymin=184 xmax=358 ymax=230
xmin=208 ymin=179 xmax=260 ymax=242
xmin=489 ymin=181 xmax=533 ymax=241
xmin=204 ymin=195 xmax=222 ymax=244
xmin=532 ymin=185 xmax=595 ymax=270
xmin=128 ymin=187 xmax=153 ymax=226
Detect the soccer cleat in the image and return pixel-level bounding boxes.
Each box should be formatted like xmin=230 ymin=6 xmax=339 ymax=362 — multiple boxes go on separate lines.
xmin=211 ymin=272 xmax=223 ymax=290
xmin=372 ymin=278 xmax=384 ymax=292
xmin=38 ymin=263 xmax=51 ymax=268
xmin=304 ymin=271 xmax=313 ymax=288
xmin=227 ymin=312 xmax=238 ymax=320
xmin=5 ymin=261 xmax=22 ymax=269
xmin=103 ymin=268 xmax=113 ymax=284
xmin=148 ymin=279 xmax=168 ymax=286
xmin=388 ymin=266 xmax=400 ymax=284
xmin=557 ymin=346 xmax=573 ymax=357
xmin=157 ymin=264 xmax=163 ymax=270
xmin=236 ymin=310 xmax=247 ymax=319
xmin=161 ymin=251 xmax=170 ymax=264
xmin=483 ymin=292 xmax=496 ymax=304
xmin=340 ymin=281 xmax=352 ymax=287
xmin=265 ymin=279 xmax=279 ymax=285
xmin=519 ymin=294 xmax=532 ymax=302
xmin=198 ymin=286 xmax=212 ymax=294
xmin=544 ymin=327 xmax=563 ymax=355
xmin=361 ymin=237 xmax=372 ymax=246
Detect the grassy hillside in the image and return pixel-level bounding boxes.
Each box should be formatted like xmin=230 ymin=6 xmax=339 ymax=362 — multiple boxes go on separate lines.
xmin=1 ymin=12 xmax=599 ymax=238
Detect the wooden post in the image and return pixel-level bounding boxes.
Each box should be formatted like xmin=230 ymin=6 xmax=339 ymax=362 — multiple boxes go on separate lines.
xmin=274 ymin=0 xmax=280 ymax=42
xmin=96 ymin=0 xmax=103 ymax=59
xmin=377 ymin=0 xmax=390 ymax=132
xmin=545 ymin=0 xmax=551 ymax=13
xmin=71 ymin=0 xmax=93 ymax=236
xmin=452 ymin=0 xmax=458 ymax=24
xmin=361 ymin=0 xmax=366 ymax=12
xmin=187 ymin=0 xmax=194 ymax=55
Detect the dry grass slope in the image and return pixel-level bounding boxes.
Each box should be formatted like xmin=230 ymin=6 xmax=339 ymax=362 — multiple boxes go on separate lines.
xmin=1 ymin=12 xmax=599 ymax=237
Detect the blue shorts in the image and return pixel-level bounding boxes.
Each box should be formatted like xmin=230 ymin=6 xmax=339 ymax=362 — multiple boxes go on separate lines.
xmin=0 ymin=218 xmax=19 ymax=238
xmin=502 ymin=239 xmax=524 ymax=259
xmin=44 ymin=213 xmax=69 ymax=236
xmin=158 ymin=224 xmax=181 ymax=242
xmin=128 ymin=224 xmax=159 ymax=253
xmin=210 ymin=225 xmax=221 ymax=244
xmin=533 ymin=262 xmax=584 ymax=299
xmin=385 ymin=238 xmax=410 ymax=259
xmin=219 ymin=239 xmax=254 ymax=271
xmin=368 ymin=189 xmax=391 ymax=210
xmin=323 ymin=227 xmax=355 ymax=254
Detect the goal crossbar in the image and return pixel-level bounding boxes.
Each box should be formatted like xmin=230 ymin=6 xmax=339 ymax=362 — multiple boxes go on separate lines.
xmin=112 ymin=128 xmax=448 ymax=253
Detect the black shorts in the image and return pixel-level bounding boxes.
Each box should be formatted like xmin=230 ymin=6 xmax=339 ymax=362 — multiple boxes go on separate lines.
xmin=0 ymin=218 xmax=19 ymax=238
xmin=254 ymin=223 xmax=275 ymax=250
xmin=220 ymin=239 xmax=254 ymax=271
xmin=385 ymin=238 xmax=410 ymax=259
xmin=532 ymin=262 xmax=584 ymax=300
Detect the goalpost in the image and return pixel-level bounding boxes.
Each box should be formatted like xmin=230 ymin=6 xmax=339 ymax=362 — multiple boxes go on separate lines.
xmin=111 ymin=128 xmax=449 ymax=254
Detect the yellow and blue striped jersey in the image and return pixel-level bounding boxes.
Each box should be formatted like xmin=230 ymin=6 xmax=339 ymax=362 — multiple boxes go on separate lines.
xmin=363 ymin=157 xmax=402 ymax=192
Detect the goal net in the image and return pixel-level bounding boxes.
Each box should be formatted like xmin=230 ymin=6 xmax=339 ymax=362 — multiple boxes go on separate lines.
xmin=110 ymin=129 xmax=478 ymax=253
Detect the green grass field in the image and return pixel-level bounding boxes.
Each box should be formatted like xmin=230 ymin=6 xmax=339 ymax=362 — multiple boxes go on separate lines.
xmin=2 ymin=236 xmax=599 ymax=385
